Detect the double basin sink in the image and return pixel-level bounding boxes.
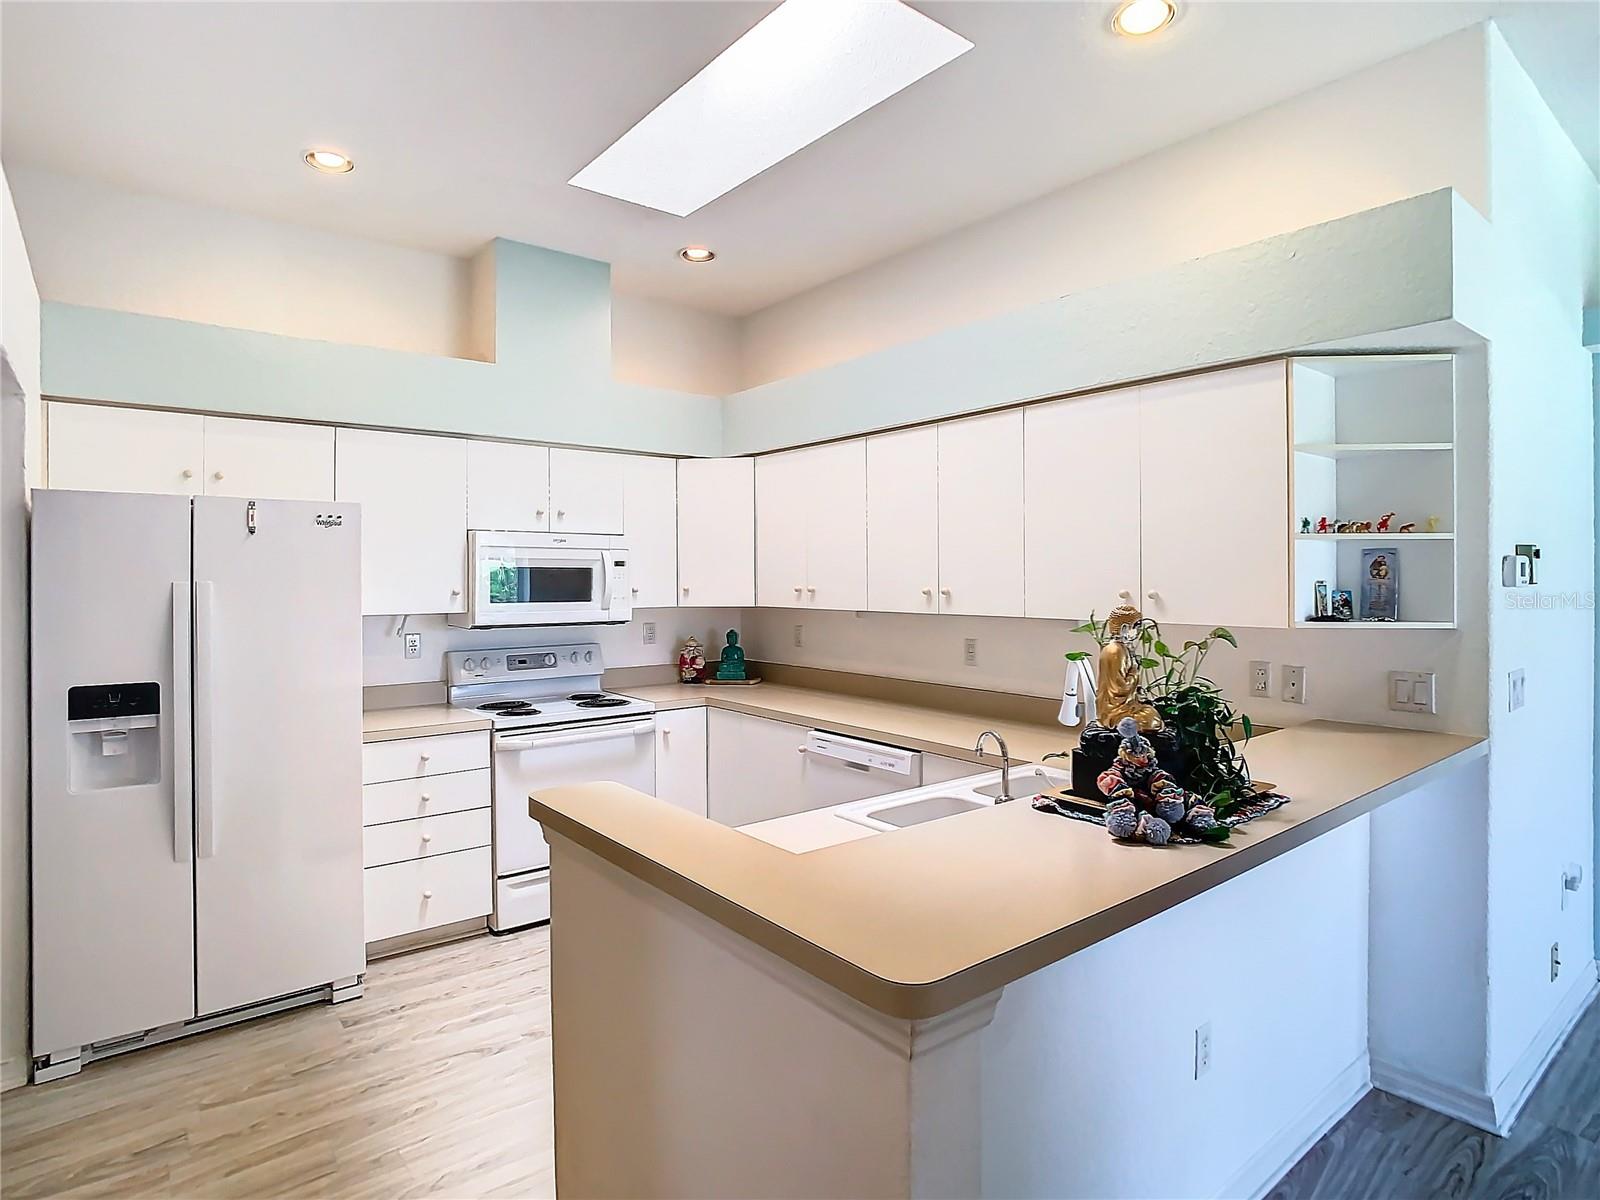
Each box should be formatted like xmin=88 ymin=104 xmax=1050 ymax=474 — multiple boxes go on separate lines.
xmin=837 ymin=765 xmax=1070 ymax=831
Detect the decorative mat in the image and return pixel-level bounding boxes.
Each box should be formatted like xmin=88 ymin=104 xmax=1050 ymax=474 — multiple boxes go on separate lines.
xmin=1030 ymin=790 xmax=1290 ymax=844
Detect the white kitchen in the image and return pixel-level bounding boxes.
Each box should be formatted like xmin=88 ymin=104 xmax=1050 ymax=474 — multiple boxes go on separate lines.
xmin=0 ymin=3 xmax=1597 ymax=1199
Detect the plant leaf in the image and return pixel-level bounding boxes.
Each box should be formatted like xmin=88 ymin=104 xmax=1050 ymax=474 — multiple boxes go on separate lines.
xmin=1211 ymin=627 xmax=1238 ymax=647
xmin=1064 ymin=651 xmax=1091 ymax=662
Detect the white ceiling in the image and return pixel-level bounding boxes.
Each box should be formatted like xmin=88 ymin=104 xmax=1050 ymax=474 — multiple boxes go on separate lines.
xmin=3 ymin=1 xmax=1595 ymax=317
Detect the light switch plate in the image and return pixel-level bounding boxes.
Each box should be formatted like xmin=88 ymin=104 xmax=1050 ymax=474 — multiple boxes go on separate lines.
xmin=1509 ymin=668 xmax=1526 ymax=711
xmin=1388 ymin=671 xmax=1436 ymax=714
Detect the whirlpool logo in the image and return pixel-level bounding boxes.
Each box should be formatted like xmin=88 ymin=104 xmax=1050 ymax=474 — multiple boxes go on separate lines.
xmin=314 ymin=513 xmax=344 ymax=528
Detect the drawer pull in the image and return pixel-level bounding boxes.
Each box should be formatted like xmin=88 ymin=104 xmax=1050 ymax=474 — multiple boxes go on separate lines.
xmin=419 ymin=753 xmax=431 ymax=763
xmin=421 ymin=833 xmax=433 ymax=843
xmin=422 ymin=889 xmax=433 ymax=900
xmin=420 ymin=792 xmax=431 ymax=802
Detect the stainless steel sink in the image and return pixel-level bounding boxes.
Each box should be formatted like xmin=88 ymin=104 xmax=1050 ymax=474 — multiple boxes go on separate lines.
xmin=862 ymin=794 xmax=987 ymax=827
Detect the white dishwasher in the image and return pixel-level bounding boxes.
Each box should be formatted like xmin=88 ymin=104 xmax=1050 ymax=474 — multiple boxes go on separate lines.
xmin=796 ymin=730 xmax=926 ymax=808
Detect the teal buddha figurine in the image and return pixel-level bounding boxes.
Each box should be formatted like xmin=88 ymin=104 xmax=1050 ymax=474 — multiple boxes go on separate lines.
xmin=715 ymin=629 xmax=747 ymax=681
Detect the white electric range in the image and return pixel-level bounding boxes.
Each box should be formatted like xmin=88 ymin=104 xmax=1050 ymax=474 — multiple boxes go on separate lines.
xmin=446 ymin=643 xmax=655 ymax=931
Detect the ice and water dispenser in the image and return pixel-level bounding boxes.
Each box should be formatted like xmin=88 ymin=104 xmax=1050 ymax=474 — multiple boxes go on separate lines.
xmin=66 ymin=683 xmax=162 ymax=792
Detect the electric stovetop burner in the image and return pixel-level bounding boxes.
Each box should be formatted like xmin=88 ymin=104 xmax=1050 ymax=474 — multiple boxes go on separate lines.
xmin=575 ymin=696 xmax=629 ymax=709
xmin=567 ymin=692 xmax=606 ymax=701
xmin=479 ymin=700 xmax=542 ymax=715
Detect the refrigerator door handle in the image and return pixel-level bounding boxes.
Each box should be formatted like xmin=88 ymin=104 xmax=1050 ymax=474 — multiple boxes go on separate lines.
xmin=193 ymin=579 xmax=217 ymax=859
xmin=171 ymin=581 xmax=194 ymax=863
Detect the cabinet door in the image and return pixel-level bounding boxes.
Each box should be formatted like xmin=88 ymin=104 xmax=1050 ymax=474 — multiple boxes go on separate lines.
xmin=677 ymin=458 xmax=754 ymax=607
xmin=467 ymin=440 xmax=549 ymax=531
xmin=621 ymin=455 xmax=678 ymax=609
xmin=202 ymin=416 xmax=333 ymax=501
xmin=653 ymin=708 xmax=708 ymax=817
xmin=1024 ymin=392 xmax=1141 ymax=619
xmin=705 ymin=709 xmax=808 ymax=826
xmin=755 ymin=449 xmax=809 ymax=608
xmin=867 ymin=427 xmax=939 ymax=614
xmin=47 ymin=402 xmax=204 ymax=494
xmin=549 ymin=448 xmax=625 ymax=535
xmin=335 ymin=429 xmax=468 ymax=615
xmin=802 ymin=439 xmax=867 ymax=611
xmin=1138 ymin=362 xmax=1289 ymax=629
xmin=937 ymin=411 xmax=1025 ymax=616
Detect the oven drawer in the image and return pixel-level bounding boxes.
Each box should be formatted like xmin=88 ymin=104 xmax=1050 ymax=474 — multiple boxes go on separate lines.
xmin=364 ymin=847 xmax=492 ymax=943
xmin=362 ymin=730 xmax=489 ymax=784
xmin=363 ymin=768 xmax=490 ymax=827
xmin=363 ymin=808 xmax=492 ymax=868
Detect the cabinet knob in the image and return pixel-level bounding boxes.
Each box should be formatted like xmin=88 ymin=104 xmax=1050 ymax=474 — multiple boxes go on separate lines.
xmin=536 ymin=509 xmax=545 ymax=517
xmin=796 ymin=746 xmax=808 ymax=754
xmin=1118 ymin=589 xmax=1133 ymax=600
xmin=450 ymin=588 xmax=461 ymax=596
xmin=557 ymin=509 xmax=566 ymax=518
xmin=794 ymin=585 xmax=802 ymax=594
xmin=662 ymin=728 xmax=670 ymax=738
xmin=632 ymin=586 xmax=639 ymax=594
xmin=421 ymin=833 xmax=433 ymax=843
xmin=807 ymin=586 xmax=816 ymax=595
xmin=213 ymin=471 xmax=224 ymax=481
xmin=419 ymin=753 xmax=431 ymax=763
xmin=420 ymin=792 xmax=431 ymax=802
xmin=921 ymin=587 xmax=932 ymax=597
xmin=681 ymin=586 xmax=689 ymax=594
xmin=1146 ymin=590 xmax=1160 ymax=602
xmin=422 ymin=889 xmax=433 ymax=900
xmin=181 ymin=468 xmax=194 ymax=480
xmin=940 ymin=588 xmax=952 ymax=597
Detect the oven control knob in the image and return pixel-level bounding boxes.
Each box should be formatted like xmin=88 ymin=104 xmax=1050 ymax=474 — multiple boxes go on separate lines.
xmin=463 ymin=658 xmax=476 ymax=672
xmin=583 ymin=650 xmax=595 ymax=664
xmin=542 ymin=654 xmax=556 ymax=667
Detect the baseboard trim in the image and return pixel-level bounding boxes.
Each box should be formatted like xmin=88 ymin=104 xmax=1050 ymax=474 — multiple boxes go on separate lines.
xmin=1370 ymin=1056 xmax=1500 ymax=1133
xmin=1490 ymin=962 xmax=1599 ymax=1133
xmin=1220 ymin=1053 xmax=1371 ymax=1200
xmin=1 ymin=1054 xmax=27 ymax=1092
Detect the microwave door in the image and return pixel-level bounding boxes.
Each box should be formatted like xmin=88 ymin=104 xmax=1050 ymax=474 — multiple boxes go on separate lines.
xmin=477 ymin=545 xmax=608 ymax=625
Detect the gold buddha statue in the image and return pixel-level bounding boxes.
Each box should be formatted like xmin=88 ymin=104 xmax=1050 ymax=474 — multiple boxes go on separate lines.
xmin=1097 ymin=605 xmax=1164 ymax=732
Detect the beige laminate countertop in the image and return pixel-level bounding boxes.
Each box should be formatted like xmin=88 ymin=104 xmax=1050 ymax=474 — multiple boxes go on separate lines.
xmin=532 ymin=721 xmax=1485 ymax=1020
xmin=361 ymin=705 xmax=494 ymax=743
xmin=617 ymin=681 xmax=1076 ymax=765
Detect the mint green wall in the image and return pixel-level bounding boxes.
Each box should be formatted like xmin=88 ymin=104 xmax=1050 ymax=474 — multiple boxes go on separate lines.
xmin=42 ymin=239 xmax=724 ymax=457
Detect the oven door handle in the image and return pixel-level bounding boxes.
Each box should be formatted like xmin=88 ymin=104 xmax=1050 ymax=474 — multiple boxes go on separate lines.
xmin=495 ymin=719 xmax=654 ymax=752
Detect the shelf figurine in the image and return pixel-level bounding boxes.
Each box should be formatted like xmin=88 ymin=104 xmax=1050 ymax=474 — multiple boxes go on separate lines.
xmin=1376 ymin=512 xmax=1396 ymax=533
xmin=1425 ymin=516 xmax=1442 ymax=533
xmin=677 ymin=635 xmax=707 ymax=684
xmin=1398 ymin=522 xmax=1416 ymax=534
xmin=714 ymin=629 xmax=748 ymax=682
xmin=1300 ymin=517 xmax=1312 ymax=534
xmin=1316 ymin=517 xmax=1331 ymax=534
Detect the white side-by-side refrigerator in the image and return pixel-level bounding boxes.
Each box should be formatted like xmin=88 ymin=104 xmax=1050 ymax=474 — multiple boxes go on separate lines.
xmin=30 ymin=489 xmax=365 ymax=1081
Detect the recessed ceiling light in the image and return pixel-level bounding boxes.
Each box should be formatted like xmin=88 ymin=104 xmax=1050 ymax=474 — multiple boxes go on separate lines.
xmin=679 ymin=246 xmax=716 ymax=264
xmin=1112 ymin=0 xmax=1176 ymax=37
xmin=303 ymin=149 xmax=354 ymax=174
xmin=569 ymin=0 xmax=973 ymax=217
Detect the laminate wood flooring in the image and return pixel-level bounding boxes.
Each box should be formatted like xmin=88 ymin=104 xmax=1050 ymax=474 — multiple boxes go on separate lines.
xmin=1 ymin=929 xmax=553 ymax=1200
xmin=1271 ymin=999 xmax=1600 ymax=1200
xmin=5 ymin=928 xmax=1598 ymax=1200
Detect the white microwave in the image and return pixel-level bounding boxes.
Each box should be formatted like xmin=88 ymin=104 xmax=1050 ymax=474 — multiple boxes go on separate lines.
xmin=450 ymin=531 xmax=632 ymax=628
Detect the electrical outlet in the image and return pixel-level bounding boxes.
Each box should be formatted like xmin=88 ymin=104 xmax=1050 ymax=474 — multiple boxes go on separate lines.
xmin=403 ymin=632 xmax=422 ymax=660
xmin=1551 ymin=942 xmax=1561 ymax=982
xmin=964 ymin=637 xmax=978 ymax=667
xmin=1282 ymin=665 xmax=1307 ymax=704
xmin=793 ymin=624 xmax=804 ymax=648
xmin=1194 ymin=1022 xmax=1213 ymax=1079
xmin=1249 ymin=661 xmax=1271 ymax=698
xmin=642 ymin=621 xmax=656 ymax=646
xmin=1508 ymin=669 xmax=1526 ymax=711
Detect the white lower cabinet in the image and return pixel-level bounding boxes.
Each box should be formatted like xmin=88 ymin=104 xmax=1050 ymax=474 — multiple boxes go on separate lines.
xmin=653 ymin=708 xmax=708 ymax=816
xmin=361 ymin=731 xmax=491 ymax=945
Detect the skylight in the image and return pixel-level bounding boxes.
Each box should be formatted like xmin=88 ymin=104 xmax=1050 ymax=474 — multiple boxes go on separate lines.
xmin=569 ymin=0 xmax=973 ymax=217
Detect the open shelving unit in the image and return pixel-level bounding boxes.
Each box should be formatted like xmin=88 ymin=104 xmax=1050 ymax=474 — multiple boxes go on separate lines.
xmin=1288 ymin=355 xmax=1457 ymax=629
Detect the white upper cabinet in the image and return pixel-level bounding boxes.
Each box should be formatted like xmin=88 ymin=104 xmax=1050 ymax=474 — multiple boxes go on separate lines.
xmin=867 ymin=426 xmax=940 ymax=615
xmin=202 ymin=416 xmax=333 ymax=501
xmin=1024 ymin=392 xmax=1141 ymax=620
xmin=549 ymin=448 xmax=625 ymax=535
xmin=47 ymin=402 xmax=204 ymax=495
xmin=621 ymin=455 xmax=678 ymax=608
xmin=677 ymin=457 xmax=754 ymax=607
xmin=1138 ymin=362 xmax=1290 ymax=629
xmin=755 ymin=440 xmax=866 ymax=611
xmin=467 ymin=440 xmax=549 ymax=531
xmin=335 ymin=429 xmax=469 ymax=616
xmin=937 ymin=411 xmax=1025 ymax=617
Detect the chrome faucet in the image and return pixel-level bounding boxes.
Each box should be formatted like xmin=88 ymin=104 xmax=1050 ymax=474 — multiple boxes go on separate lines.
xmin=973 ymin=730 xmax=1014 ymax=803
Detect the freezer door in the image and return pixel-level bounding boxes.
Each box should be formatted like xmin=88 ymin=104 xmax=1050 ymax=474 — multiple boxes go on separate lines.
xmin=191 ymin=497 xmax=364 ymax=1015
xmin=30 ymin=489 xmax=197 ymax=1054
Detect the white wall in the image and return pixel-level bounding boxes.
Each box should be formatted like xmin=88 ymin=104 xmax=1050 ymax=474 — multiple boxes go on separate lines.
xmin=362 ymin=608 xmax=741 ymax=689
xmin=6 ymin=166 xmax=740 ymax=397
xmin=738 ymin=28 xmax=1489 ymax=388
xmin=0 ymin=161 xmax=40 ymax=1091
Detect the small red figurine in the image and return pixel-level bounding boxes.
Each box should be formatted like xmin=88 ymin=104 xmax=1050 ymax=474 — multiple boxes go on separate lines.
xmin=1376 ymin=512 xmax=1396 ymax=533
xmin=1315 ymin=516 xmax=1331 ymax=534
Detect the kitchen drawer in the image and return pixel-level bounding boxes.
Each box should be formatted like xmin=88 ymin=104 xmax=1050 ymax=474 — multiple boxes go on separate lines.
xmin=364 ymin=847 xmax=492 ymax=943
xmin=362 ymin=730 xmax=488 ymax=784
xmin=363 ymin=768 xmax=490 ymax=827
xmin=363 ymin=808 xmax=491 ymax=868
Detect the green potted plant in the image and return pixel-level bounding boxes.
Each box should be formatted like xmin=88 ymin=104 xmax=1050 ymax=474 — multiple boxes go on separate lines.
xmin=1067 ymin=616 xmax=1258 ymax=820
